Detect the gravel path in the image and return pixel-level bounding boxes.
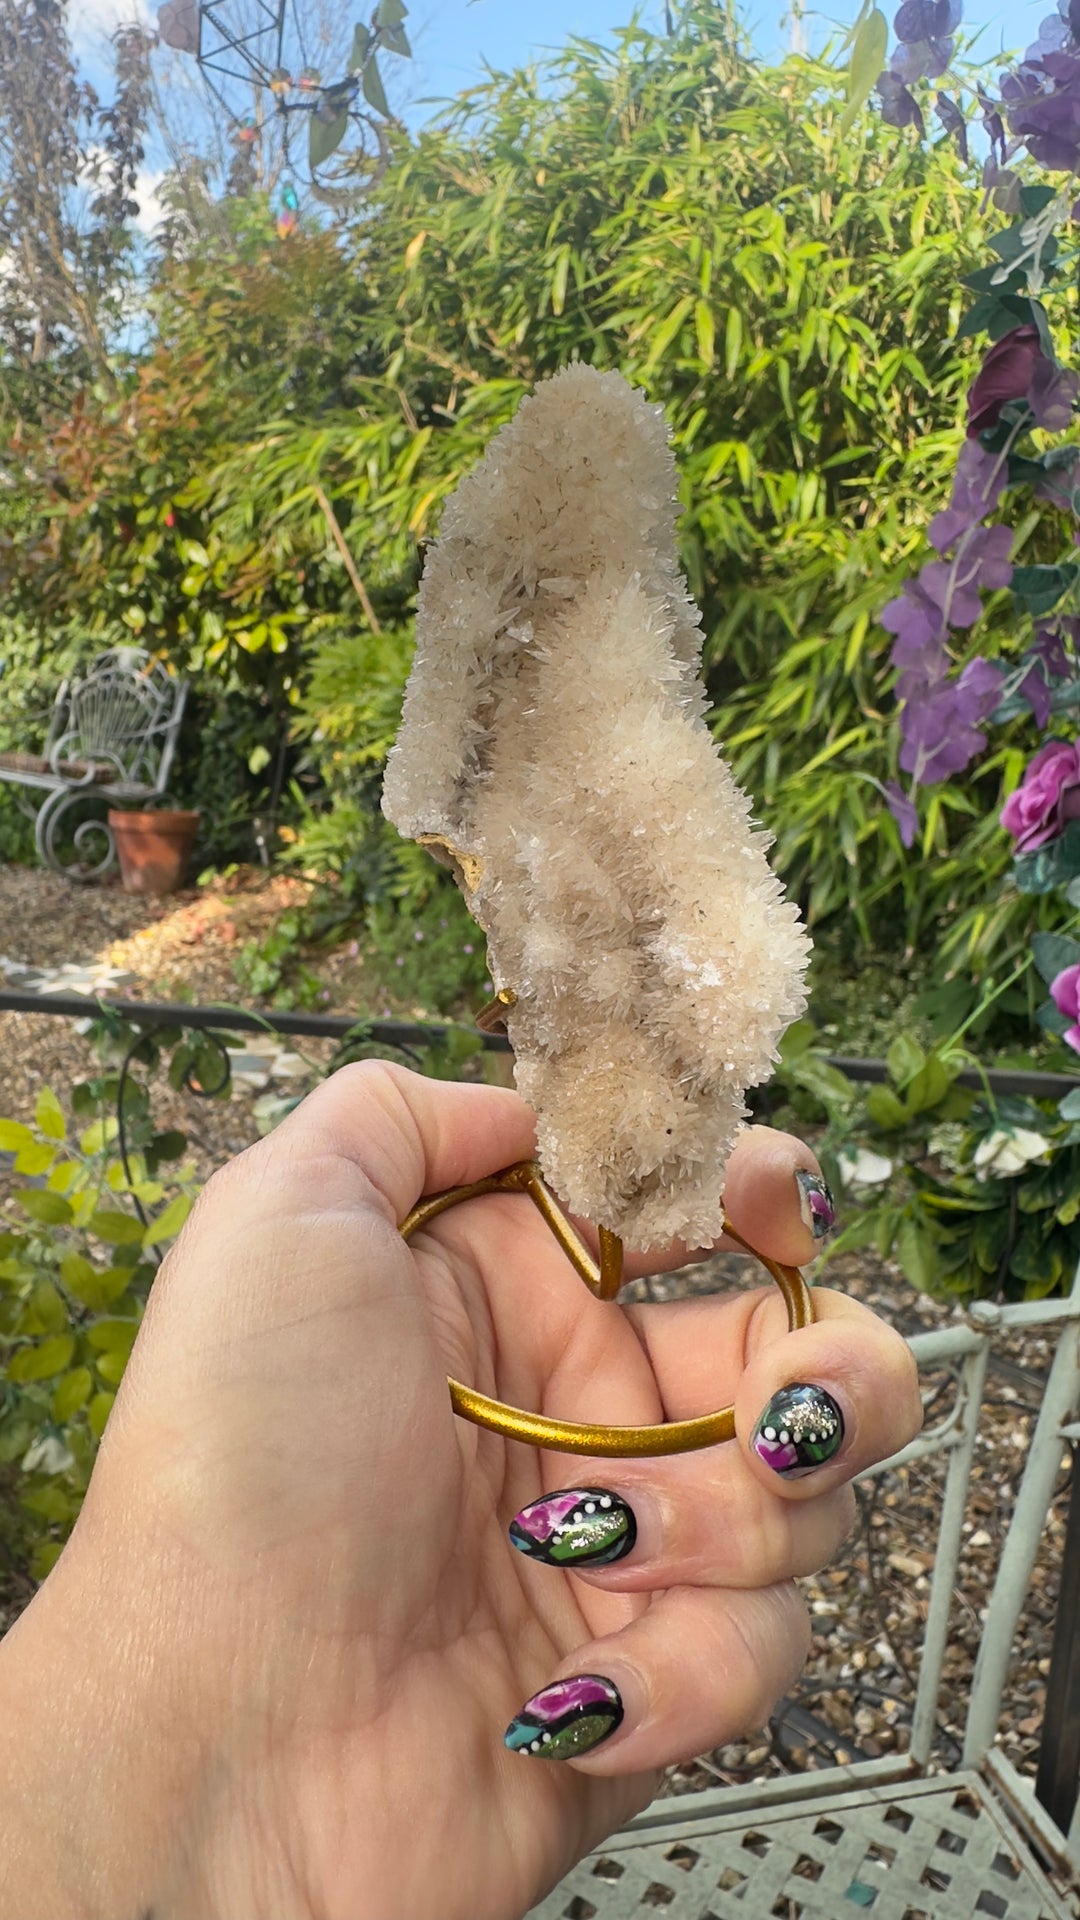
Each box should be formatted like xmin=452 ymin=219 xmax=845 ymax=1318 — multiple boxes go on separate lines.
xmin=0 ymin=863 xmax=1074 ymax=1837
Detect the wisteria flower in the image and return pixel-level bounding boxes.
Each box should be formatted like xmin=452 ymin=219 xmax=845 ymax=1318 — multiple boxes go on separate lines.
xmin=877 ymin=70 xmax=925 ymax=135
xmin=898 ymin=657 xmax=1004 ymax=783
xmin=881 ymin=577 xmax=946 ymax=670
xmin=890 ymin=0 xmax=961 ymax=82
xmin=1051 ymin=960 xmax=1080 ymax=1052
xmin=928 ymin=441 xmax=1007 ymax=553
xmin=1028 ymin=354 xmax=1080 ymax=429
xmin=1000 ymin=736 xmax=1080 ymax=849
xmin=1004 ymin=52 xmax=1080 ymax=173
xmin=918 ymin=525 xmax=1013 ymax=627
xmin=884 ymin=780 xmax=919 ymax=848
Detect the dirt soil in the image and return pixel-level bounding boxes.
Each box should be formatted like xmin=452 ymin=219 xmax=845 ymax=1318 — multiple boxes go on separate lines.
xmin=0 ymin=863 xmax=1077 ymax=1843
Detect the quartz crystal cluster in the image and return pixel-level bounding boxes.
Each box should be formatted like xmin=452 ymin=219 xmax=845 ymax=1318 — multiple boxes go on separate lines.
xmin=382 ymin=364 xmax=809 ymax=1248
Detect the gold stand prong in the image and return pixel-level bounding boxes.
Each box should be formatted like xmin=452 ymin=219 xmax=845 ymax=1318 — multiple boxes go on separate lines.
xmin=475 ymin=988 xmax=518 ymax=1035
xmin=399 ymin=1160 xmax=814 ymax=1457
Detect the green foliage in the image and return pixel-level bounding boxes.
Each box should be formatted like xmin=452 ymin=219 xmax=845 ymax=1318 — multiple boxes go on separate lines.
xmin=0 ymin=1055 xmax=202 ymax=1579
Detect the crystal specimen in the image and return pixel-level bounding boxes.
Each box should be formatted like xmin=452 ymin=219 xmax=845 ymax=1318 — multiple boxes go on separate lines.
xmin=382 ymin=363 xmax=809 ymax=1248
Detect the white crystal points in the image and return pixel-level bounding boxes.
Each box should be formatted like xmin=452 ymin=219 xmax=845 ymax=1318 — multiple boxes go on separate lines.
xmin=382 ymin=363 xmax=810 ymax=1249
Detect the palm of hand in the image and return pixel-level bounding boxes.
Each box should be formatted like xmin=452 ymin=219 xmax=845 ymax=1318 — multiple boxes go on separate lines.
xmin=75 ymin=1118 xmax=665 ymax=1919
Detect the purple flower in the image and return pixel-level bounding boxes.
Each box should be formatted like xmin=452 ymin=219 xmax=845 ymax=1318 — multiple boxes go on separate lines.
xmin=881 ymin=578 xmax=947 ymax=670
xmin=1004 ymin=51 xmax=1080 ymax=172
xmin=935 ymin=92 xmax=968 ymax=161
xmin=1000 ymin=737 xmax=1080 ymax=849
xmin=1029 ymin=354 xmax=1080 ymax=430
xmin=898 ymin=657 xmax=1004 ymax=784
xmin=928 ymin=441 xmax=1007 ymax=553
xmin=967 ymin=326 xmax=1043 ymax=438
xmin=891 ymin=0 xmax=960 ymax=81
xmin=878 ymin=70 xmax=926 ymax=134
xmin=919 ymin=526 xmax=1013 ymax=629
xmin=885 ymin=780 xmax=920 ymax=847
xmin=1051 ymin=961 xmax=1080 ymax=1052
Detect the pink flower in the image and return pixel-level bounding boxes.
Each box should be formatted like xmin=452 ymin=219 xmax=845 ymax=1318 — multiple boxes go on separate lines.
xmin=1001 ymin=738 xmax=1080 ymax=851
xmin=1051 ymin=962 xmax=1080 ymax=1054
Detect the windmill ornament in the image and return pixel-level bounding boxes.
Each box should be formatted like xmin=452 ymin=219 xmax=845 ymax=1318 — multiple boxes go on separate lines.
xmin=156 ymin=0 xmax=410 ymax=201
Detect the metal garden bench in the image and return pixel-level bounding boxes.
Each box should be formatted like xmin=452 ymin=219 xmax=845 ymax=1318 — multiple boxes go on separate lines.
xmin=530 ymin=1269 xmax=1080 ymax=1920
xmin=0 ymin=647 xmax=187 ymax=879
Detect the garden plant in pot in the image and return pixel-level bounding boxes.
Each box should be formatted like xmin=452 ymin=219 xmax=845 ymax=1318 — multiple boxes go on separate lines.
xmin=107 ymin=800 xmax=201 ymax=895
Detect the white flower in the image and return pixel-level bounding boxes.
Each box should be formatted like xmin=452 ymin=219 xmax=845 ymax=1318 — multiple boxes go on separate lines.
xmin=972 ymin=1128 xmax=1052 ymax=1180
xmin=22 ymin=1434 xmax=75 ymax=1475
xmin=837 ymin=1147 xmax=894 ymax=1189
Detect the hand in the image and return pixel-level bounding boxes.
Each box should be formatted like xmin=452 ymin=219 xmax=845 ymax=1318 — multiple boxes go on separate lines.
xmin=0 ymin=1064 xmax=922 ymax=1920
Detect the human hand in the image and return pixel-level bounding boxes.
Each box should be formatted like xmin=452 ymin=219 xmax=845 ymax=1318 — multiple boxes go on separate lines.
xmin=0 ymin=1064 xmax=922 ymax=1920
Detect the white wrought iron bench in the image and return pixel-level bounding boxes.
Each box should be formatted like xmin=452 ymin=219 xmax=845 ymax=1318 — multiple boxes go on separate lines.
xmin=530 ymin=1271 xmax=1080 ymax=1920
xmin=0 ymin=647 xmax=188 ymax=879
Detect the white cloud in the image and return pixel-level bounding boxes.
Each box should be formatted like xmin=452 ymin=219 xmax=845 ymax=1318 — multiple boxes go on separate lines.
xmin=133 ymin=164 xmax=168 ymax=234
xmin=68 ymin=0 xmax=153 ymax=44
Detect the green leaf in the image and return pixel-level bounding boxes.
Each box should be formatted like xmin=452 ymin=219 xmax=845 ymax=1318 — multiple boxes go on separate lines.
xmin=310 ymin=108 xmax=349 ymax=169
xmin=724 ymin=305 xmax=742 ymax=380
xmin=886 ymin=1034 xmax=925 ymax=1088
xmin=15 ymin=1142 xmax=56 ymax=1176
xmin=24 ymin=1279 xmax=66 ymax=1334
xmin=94 ymin=1349 xmax=130 ymax=1388
xmin=1058 ymin=1088 xmax=1080 ymax=1120
xmin=87 ymin=1390 xmax=115 ymax=1440
xmin=375 ymin=0 xmax=407 ymax=22
xmin=840 ymin=7 xmax=888 ymax=134
xmin=87 ymin=1318 xmax=138 ymax=1356
xmin=1031 ymin=931 xmax=1080 ymax=987
xmin=866 ymin=1084 xmax=910 ymax=1130
xmin=1037 ymin=1000 xmax=1072 ymax=1037
xmin=53 ymin=1366 xmax=93 ymax=1422
xmin=88 ymin=1208 xmax=144 ymax=1246
xmin=348 ymin=21 xmax=372 ymax=69
xmin=361 ymin=53 xmax=389 ymax=117
xmin=1010 ymin=564 xmax=1079 ymax=619
xmin=8 ymin=1333 xmax=76 ymax=1382
xmin=16 ymin=1189 xmax=72 ymax=1226
xmin=1014 ymin=822 xmax=1080 ymax=895
xmin=34 ymin=1088 xmax=65 ymax=1141
xmin=694 ymin=299 xmax=715 ymax=368
xmin=895 ymin=1215 xmax=940 ymax=1294
xmin=142 ymin=1192 xmax=193 ymax=1249
xmin=1019 ymin=184 xmax=1058 ymax=219
xmin=0 ymin=1121 xmax=35 ymax=1152
xmin=906 ymin=1055 xmax=952 ymax=1115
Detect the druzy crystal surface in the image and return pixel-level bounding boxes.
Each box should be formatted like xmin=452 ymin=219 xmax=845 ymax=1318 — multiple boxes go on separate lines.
xmin=382 ymin=364 xmax=809 ymax=1248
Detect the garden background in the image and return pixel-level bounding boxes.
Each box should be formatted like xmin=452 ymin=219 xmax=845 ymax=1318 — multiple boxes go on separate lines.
xmin=1 ymin=0 xmax=1079 ymax=1775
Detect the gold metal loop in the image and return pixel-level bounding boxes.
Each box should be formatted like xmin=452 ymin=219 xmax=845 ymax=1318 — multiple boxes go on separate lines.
xmin=399 ymin=1160 xmax=815 ymax=1457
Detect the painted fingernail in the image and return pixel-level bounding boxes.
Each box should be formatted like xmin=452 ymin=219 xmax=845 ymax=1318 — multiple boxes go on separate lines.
xmin=504 ymin=1675 xmax=624 ymax=1760
xmin=795 ymin=1169 xmax=836 ymax=1240
xmin=509 ymin=1488 xmax=636 ymax=1567
xmin=752 ymin=1383 xmax=845 ymax=1477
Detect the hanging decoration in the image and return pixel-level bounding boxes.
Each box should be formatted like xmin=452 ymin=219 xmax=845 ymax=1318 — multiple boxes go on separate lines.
xmin=155 ymin=0 xmax=411 ymax=203
xmin=277 ymin=181 xmax=299 ymax=238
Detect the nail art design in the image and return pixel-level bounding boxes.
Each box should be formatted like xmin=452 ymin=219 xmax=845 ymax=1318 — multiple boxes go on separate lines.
xmin=752 ymin=1383 xmax=844 ymax=1477
xmin=509 ymin=1488 xmax=636 ymax=1567
xmin=795 ymin=1169 xmax=836 ymax=1240
xmin=504 ymin=1675 xmax=624 ymax=1760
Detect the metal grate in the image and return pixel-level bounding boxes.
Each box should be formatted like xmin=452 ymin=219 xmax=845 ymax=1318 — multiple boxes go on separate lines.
xmin=527 ymin=1776 xmax=1077 ymax=1920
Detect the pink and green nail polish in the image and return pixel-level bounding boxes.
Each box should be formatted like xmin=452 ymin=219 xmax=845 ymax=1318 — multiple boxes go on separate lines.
xmin=504 ymin=1675 xmax=624 ymax=1759
xmin=795 ymin=1169 xmax=836 ymax=1239
xmin=752 ymin=1383 xmax=844 ymax=1477
xmin=509 ymin=1488 xmax=636 ymax=1567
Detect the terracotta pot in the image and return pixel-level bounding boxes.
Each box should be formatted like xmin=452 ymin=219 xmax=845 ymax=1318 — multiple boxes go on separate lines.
xmin=108 ymin=809 xmax=200 ymax=895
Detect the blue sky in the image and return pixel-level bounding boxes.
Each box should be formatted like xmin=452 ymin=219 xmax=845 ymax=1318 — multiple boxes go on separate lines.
xmin=65 ymin=0 xmax=1039 ymax=218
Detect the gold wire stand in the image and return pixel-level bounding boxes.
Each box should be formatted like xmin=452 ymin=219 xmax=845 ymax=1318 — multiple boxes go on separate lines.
xmin=400 ymin=1160 xmax=815 ymax=1458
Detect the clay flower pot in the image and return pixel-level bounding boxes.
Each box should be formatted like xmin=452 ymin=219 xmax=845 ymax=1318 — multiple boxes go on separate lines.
xmin=108 ymin=808 xmax=200 ymax=895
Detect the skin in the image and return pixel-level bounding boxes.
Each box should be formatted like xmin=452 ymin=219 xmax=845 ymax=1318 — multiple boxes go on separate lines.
xmin=0 ymin=1063 xmax=923 ymax=1920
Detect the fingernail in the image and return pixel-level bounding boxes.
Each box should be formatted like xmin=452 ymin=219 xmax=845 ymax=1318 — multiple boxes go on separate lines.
xmin=509 ymin=1488 xmax=636 ymax=1567
xmin=504 ymin=1675 xmax=624 ymax=1760
xmin=752 ymin=1383 xmax=845 ymax=1477
xmin=795 ymin=1169 xmax=835 ymax=1240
